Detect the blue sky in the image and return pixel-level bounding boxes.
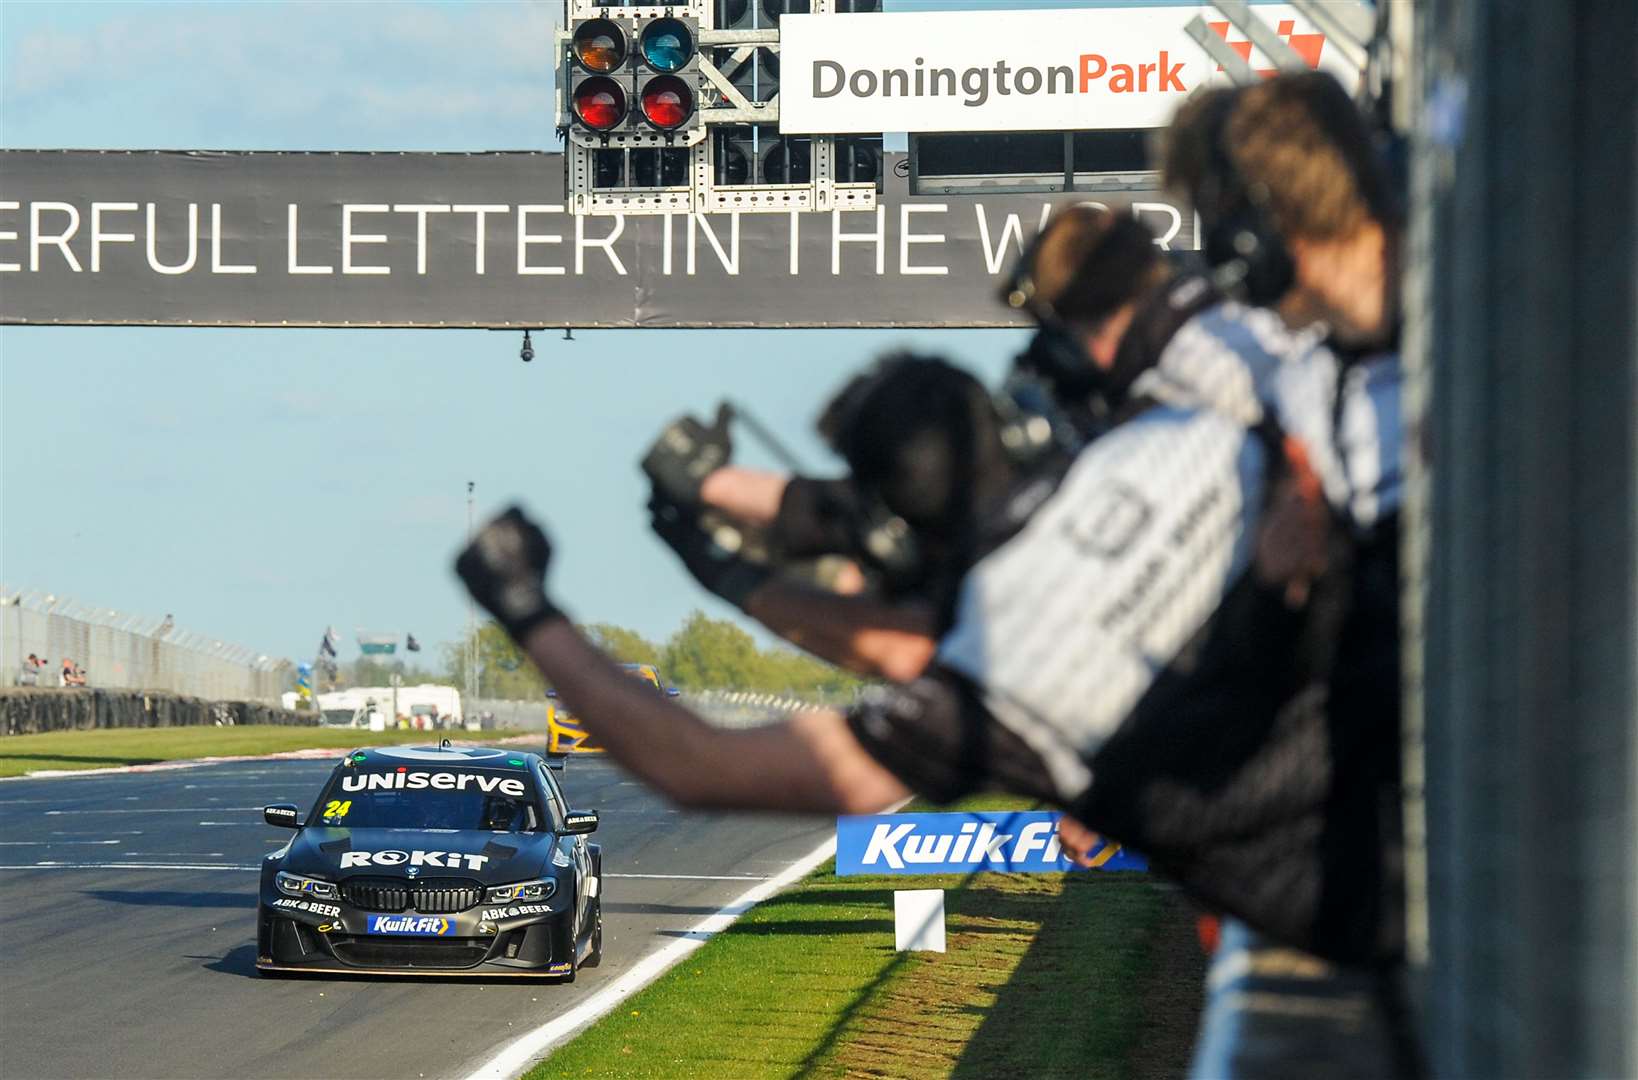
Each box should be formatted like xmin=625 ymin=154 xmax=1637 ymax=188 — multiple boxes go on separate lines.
xmin=3 ymin=0 xmax=1105 ymax=665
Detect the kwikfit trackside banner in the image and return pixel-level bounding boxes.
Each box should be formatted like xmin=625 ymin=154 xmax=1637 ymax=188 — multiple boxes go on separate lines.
xmin=835 ymin=811 xmax=1147 ymax=876
xmin=780 ymin=6 xmax=1361 ymax=135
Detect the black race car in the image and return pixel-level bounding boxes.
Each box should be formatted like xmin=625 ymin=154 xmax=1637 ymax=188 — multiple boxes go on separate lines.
xmin=256 ymin=743 xmax=602 ymax=979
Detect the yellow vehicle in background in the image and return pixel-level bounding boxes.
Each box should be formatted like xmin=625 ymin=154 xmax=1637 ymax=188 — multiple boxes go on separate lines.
xmin=546 ymin=663 xmax=677 ymax=753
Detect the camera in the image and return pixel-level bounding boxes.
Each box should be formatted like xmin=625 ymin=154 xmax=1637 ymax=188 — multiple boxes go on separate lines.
xmin=520 ymin=330 xmax=535 ymax=363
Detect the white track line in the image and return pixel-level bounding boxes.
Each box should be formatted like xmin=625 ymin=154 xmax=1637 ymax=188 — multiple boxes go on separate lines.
xmin=462 ymin=834 xmax=836 ymax=1080
xmin=43 ymin=807 xmax=266 ymax=815
xmin=0 ymin=840 xmax=121 ymax=846
xmin=0 ymin=736 xmax=556 ymax=783
xmin=0 ymin=862 xmax=257 ymax=871
xmin=603 ymin=873 xmax=769 ymax=881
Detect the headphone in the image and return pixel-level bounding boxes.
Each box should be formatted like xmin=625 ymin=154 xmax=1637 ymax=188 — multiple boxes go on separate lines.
xmin=1199 ymin=90 xmax=1297 ymax=307
xmin=816 ymin=356 xmax=1069 ymax=596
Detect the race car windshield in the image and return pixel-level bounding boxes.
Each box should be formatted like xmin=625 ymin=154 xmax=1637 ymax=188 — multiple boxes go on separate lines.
xmin=315 ymin=769 xmax=542 ymax=832
xmin=621 ymin=665 xmax=662 ymax=690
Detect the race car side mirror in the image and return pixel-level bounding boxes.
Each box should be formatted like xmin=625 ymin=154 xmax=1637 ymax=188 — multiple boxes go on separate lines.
xmin=264 ymin=804 xmax=302 ymax=829
xmin=563 ymin=810 xmax=599 ymax=835
xmin=666 ymin=687 xmax=680 ymax=697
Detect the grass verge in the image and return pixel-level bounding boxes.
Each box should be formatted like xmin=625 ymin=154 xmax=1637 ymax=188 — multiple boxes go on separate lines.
xmin=531 ymin=799 xmax=1204 ymax=1080
xmin=0 ymin=725 xmax=527 ymax=778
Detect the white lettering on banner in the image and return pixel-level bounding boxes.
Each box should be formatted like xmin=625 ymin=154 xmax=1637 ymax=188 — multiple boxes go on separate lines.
xmin=780 ymin=6 xmax=1357 ymax=135
xmin=286 ymin=204 xmax=331 ymax=275
xmin=517 ymin=205 xmax=566 ymax=276
xmin=338 ymin=848 xmax=491 ymax=871
xmin=211 ymin=203 xmax=256 ymax=274
xmin=0 ymin=200 xmax=18 ymax=272
xmin=832 ymin=207 xmax=885 ymax=275
xmin=975 ymin=204 xmax=1053 ymax=275
xmin=30 ymin=202 xmax=82 ymax=272
xmin=90 ymin=202 xmax=137 ymax=272
xmin=341 ymin=204 xmax=391 ymax=275
xmin=575 ymin=213 xmax=627 ymax=275
xmin=1132 ymin=202 xmax=1184 ymax=250
xmin=1012 ymin=821 xmax=1055 ymax=862
xmin=862 ymin=821 xmax=1033 ymax=868
xmin=338 ymin=771 xmax=527 ymax=797
xmin=862 ymin=823 xmax=915 ymax=869
xmin=394 ymin=203 xmax=450 ymax=275
xmin=899 ymin=204 xmax=948 ymax=276
xmin=0 ymin=190 xmax=1198 ymax=301
xmin=453 ymin=204 xmax=508 ymax=275
xmin=145 ymin=202 xmax=198 ymax=275
xmin=688 ymin=213 xmax=738 ymax=276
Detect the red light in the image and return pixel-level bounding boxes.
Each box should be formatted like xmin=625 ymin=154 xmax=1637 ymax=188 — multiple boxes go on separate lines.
xmin=640 ymin=75 xmax=693 ymax=130
xmin=573 ymin=78 xmax=626 ymax=132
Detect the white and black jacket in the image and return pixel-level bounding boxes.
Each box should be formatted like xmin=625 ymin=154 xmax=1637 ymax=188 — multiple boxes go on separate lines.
xmin=847 ymin=300 xmax=1405 ymax=964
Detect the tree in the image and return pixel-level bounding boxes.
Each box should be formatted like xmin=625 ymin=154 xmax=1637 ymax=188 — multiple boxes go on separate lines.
xmin=658 ymin=610 xmax=868 ymax=698
xmin=580 ymin=623 xmax=662 ymax=665
xmin=661 ymin=611 xmax=764 ymax=690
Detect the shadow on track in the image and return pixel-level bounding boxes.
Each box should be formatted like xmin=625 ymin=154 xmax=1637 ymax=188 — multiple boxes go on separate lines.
xmin=82 ymin=889 xmax=253 ymax=909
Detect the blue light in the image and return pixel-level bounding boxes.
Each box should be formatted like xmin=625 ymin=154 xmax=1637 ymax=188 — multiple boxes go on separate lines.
xmin=641 ymin=19 xmax=691 ymax=73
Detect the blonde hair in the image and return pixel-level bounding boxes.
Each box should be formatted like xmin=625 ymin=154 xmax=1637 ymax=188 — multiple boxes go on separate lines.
xmin=1162 ymin=72 xmax=1388 ymax=243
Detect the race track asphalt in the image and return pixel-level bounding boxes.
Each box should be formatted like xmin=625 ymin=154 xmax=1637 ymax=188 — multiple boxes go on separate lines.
xmin=0 ymin=754 xmax=832 ymax=1080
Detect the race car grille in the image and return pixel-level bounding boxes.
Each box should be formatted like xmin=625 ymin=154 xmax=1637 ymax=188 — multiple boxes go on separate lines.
xmin=340 ymin=876 xmax=483 ymax=914
xmin=410 ymin=881 xmax=484 ymax=914
xmin=330 ymin=937 xmax=491 ymax=970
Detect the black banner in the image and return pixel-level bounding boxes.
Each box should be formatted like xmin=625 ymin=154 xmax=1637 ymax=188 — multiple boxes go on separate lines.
xmin=0 ymin=150 xmax=1193 ymax=329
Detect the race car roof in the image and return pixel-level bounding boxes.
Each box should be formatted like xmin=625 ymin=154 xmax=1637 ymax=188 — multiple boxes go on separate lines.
xmin=345 ymin=745 xmax=532 ymax=770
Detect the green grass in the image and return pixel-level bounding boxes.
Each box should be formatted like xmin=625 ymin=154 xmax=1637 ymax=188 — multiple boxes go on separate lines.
xmin=0 ymin=725 xmax=528 ymax=778
xmin=532 ymin=799 xmax=1202 ymax=1080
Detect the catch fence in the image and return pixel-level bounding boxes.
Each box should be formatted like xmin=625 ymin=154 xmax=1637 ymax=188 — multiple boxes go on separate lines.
xmin=0 ymin=589 xmax=290 ymax=703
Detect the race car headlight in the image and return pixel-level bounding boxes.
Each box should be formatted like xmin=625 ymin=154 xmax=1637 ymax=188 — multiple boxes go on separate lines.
xmin=484 ymin=879 xmax=557 ymax=904
xmin=276 ymin=871 xmax=339 ymax=900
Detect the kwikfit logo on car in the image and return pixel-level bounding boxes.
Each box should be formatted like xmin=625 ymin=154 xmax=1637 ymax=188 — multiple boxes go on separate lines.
xmin=834 ymin=812 xmax=1147 ymax=876
xmin=340 ymin=849 xmax=490 ymax=871
xmin=366 ymin=915 xmax=452 ymax=936
xmin=340 ymin=770 xmax=526 ymax=797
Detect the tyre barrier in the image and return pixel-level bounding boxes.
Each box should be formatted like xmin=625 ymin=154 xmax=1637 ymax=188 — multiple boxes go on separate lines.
xmin=1 ymin=688 xmax=318 ymax=736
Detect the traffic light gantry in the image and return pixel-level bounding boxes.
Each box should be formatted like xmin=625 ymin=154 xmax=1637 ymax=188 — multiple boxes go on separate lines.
xmin=558 ymin=1 xmax=882 ymax=215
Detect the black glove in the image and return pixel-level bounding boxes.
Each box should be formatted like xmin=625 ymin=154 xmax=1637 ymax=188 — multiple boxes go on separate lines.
xmin=641 ymin=403 xmax=734 ymax=509
xmin=649 ymin=497 xmax=771 ymax=611
xmin=454 ymin=506 xmax=566 ymax=641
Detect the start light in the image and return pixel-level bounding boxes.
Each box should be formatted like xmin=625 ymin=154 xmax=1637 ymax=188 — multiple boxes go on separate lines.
xmin=484 ymin=879 xmax=556 ymax=904
xmin=573 ymin=19 xmax=627 ymax=73
xmin=574 ymin=78 xmax=627 ymax=132
xmin=639 ymin=18 xmax=693 ymax=73
xmin=640 ymin=76 xmax=693 ymax=131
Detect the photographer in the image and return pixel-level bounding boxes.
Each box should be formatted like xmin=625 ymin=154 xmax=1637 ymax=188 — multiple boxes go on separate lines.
xmin=1138 ymin=73 xmax=1413 ymax=1078
xmin=643 ymin=206 xmax=1209 ymax=680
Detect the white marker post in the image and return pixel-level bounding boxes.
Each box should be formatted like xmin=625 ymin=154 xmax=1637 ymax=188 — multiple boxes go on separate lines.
xmin=893 ymin=889 xmax=946 ymax=953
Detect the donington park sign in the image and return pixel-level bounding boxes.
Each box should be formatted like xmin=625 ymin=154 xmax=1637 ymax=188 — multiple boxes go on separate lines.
xmin=0 ymin=150 xmax=1194 ymax=330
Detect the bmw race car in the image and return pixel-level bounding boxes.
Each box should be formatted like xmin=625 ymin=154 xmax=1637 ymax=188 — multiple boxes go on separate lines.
xmin=256 ymin=744 xmax=601 ymax=979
